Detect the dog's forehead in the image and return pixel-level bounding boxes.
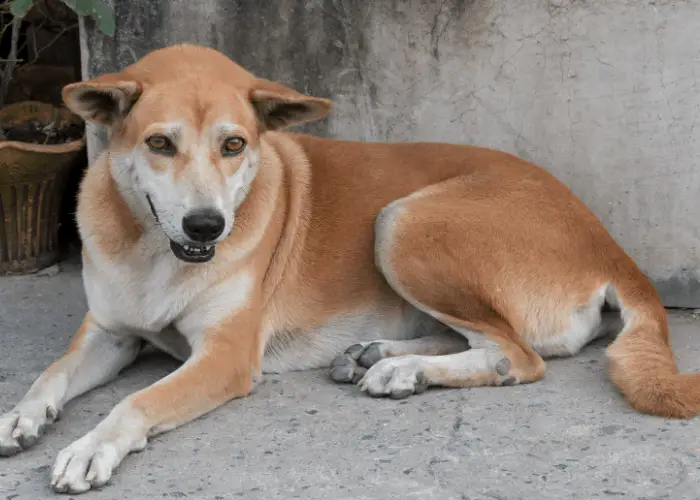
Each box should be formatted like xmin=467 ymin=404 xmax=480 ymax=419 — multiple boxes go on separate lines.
xmin=127 ymin=45 xmax=256 ymax=85
xmin=133 ymin=80 xmax=257 ymax=137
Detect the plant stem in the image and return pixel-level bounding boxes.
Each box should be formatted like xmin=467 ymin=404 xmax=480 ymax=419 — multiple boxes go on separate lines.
xmin=0 ymin=17 xmax=21 ymax=108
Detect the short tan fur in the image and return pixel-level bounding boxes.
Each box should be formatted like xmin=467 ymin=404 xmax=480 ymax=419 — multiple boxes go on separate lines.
xmin=0 ymin=44 xmax=696 ymax=494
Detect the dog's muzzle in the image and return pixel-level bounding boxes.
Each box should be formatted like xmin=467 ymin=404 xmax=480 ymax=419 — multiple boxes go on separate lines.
xmin=146 ymin=195 xmax=219 ymax=264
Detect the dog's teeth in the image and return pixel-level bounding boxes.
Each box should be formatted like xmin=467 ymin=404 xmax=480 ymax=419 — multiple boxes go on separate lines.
xmin=180 ymin=244 xmax=213 ymax=257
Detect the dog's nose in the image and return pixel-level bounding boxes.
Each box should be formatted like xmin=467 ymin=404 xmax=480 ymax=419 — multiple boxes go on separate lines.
xmin=182 ymin=209 xmax=225 ymax=242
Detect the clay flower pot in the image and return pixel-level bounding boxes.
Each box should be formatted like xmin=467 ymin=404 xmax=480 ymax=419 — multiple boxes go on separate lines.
xmin=0 ymin=101 xmax=85 ymax=275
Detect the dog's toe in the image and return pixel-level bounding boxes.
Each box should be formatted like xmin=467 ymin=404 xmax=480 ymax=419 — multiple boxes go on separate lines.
xmin=357 ymin=342 xmax=386 ymax=368
xmin=344 ymin=344 xmax=366 ymax=360
xmin=330 ymin=354 xmax=358 ymax=383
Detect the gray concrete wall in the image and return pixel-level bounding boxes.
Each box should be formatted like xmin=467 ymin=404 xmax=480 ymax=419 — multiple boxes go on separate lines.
xmin=81 ymin=0 xmax=700 ymax=307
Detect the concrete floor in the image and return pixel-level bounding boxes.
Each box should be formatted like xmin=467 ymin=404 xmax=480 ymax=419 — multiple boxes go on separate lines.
xmin=1 ymin=260 xmax=699 ymax=500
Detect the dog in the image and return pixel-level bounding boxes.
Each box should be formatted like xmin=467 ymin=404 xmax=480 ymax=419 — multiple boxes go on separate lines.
xmin=0 ymin=44 xmax=697 ymax=494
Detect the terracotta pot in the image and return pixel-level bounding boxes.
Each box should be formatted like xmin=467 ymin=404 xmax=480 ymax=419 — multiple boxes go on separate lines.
xmin=0 ymin=101 xmax=85 ymax=275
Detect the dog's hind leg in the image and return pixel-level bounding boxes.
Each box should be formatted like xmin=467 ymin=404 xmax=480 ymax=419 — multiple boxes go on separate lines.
xmin=360 ymin=180 xmax=547 ymax=398
xmin=0 ymin=313 xmax=141 ymax=456
xmin=330 ymin=328 xmax=471 ymax=384
xmin=356 ymin=320 xmax=544 ymax=399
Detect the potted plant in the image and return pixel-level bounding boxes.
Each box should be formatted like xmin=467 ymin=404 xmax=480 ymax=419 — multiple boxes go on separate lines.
xmin=0 ymin=0 xmax=114 ymax=274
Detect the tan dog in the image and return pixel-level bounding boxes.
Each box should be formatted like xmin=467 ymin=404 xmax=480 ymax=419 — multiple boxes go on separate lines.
xmin=0 ymin=44 xmax=697 ymax=494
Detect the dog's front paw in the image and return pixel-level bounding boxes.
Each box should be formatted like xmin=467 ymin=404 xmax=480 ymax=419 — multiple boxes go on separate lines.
xmin=0 ymin=401 xmax=59 ymax=456
xmin=329 ymin=341 xmax=398 ymax=384
xmin=51 ymin=430 xmax=146 ymax=494
xmin=329 ymin=344 xmax=367 ymax=383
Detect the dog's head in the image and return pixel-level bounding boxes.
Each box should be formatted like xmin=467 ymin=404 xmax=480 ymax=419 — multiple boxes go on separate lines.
xmin=62 ymin=44 xmax=331 ymax=263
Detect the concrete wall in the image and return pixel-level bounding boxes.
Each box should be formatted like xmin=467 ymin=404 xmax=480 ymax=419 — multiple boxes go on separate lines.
xmin=81 ymin=0 xmax=700 ymax=307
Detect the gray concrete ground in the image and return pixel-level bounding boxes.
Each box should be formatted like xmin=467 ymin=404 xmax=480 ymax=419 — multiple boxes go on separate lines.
xmin=1 ymin=260 xmax=699 ymax=500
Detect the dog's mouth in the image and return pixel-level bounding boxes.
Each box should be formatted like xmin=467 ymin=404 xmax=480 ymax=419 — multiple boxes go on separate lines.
xmin=169 ymin=240 xmax=216 ymax=263
xmin=146 ymin=194 xmax=216 ymax=264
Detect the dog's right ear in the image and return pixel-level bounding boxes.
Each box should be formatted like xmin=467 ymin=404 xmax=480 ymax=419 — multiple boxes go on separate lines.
xmin=62 ymin=73 xmax=142 ymax=126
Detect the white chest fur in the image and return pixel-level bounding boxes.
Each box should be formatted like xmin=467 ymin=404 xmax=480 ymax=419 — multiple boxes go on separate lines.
xmin=82 ymin=241 xmax=253 ymax=349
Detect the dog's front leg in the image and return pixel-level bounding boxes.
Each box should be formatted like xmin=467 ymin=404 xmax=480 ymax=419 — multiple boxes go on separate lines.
xmin=50 ymin=308 xmax=261 ymax=494
xmin=0 ymin=313 xmax=141 ymax=456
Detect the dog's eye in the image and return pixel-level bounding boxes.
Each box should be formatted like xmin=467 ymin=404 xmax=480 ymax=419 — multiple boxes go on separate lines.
xmin=146 ymin=135 xmax=175 ymax=154
xmin=222 ymin=136 xmax=246 ymax=156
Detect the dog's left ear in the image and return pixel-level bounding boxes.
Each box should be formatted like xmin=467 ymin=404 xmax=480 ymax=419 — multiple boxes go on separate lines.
xmin=249 ymin=79 xmax=332 ymax=131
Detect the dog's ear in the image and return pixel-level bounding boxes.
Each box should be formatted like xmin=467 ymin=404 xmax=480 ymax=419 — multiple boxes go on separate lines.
xmin=62 ymin=73 xmax=142 ymax=126
xmin=249 ymin=79 xmax=332 ymax=131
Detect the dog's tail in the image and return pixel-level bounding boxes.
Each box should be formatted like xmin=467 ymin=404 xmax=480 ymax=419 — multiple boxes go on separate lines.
xmin=606 ymin=276 xmax=700 ymax=418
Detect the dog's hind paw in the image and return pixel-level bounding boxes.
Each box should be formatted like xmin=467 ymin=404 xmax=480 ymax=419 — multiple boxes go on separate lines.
xmin=357 ymin=356 xmax=429 ymax=399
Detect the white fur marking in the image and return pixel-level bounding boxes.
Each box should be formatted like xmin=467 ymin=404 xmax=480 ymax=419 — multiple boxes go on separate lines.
xmin=527 ymin=284 xmax=619 ymax=357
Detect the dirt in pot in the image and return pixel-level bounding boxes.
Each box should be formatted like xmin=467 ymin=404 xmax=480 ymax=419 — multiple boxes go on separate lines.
xmin=0 ymin=119 xmax=84 ymax=145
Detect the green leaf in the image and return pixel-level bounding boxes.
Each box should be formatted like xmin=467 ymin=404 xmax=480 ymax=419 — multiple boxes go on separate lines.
xmin=9 ymin=0 xmax=34 ymax=17
xmin=60 ymin=0 xmax=92 ymax=16
xmin=88 ymin=0 xmax=115 ymax=36
xmin=60 ymin=0 xmax=116 ymax=37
